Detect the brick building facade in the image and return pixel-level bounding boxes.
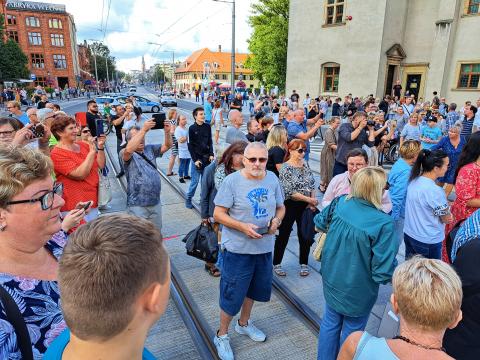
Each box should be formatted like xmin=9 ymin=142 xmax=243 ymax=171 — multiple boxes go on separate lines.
xmin=1 ymin=0 xmax=80 ymax=89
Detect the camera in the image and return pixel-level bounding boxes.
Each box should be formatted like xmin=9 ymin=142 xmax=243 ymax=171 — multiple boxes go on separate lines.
xmin=31 ymin=124 xmax=45 ymax=138
xmin=367 ymin=120 xmax=376 ymax=127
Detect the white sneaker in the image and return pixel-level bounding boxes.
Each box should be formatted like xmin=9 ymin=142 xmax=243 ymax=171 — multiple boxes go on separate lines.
xmin=214 ymin=333 xmax=234 ymax=360
xmin=234 ymin=319 xmax=266 ymax=342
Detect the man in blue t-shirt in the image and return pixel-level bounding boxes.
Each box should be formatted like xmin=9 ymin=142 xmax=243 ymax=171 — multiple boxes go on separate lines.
xmin=420 ymin=116 xmax=442 ymax=149
xmin=286 ymin=109 xmax=324 ymax=161
xmin=204 ymin=95 xmax=213 ymax=124
xmin=6 ymin=101 xmax=29 ymax=125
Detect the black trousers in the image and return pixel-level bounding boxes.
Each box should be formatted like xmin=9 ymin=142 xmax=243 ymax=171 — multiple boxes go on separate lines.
xmin=116 ymin=137 xmax=124 ymax=172
xmin=273 ymin=199 xmax=310 ymax=266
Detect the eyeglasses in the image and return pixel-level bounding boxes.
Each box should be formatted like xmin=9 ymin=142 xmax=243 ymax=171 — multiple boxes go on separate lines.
xmin=6 ymin=183 xmax=63 ymax=210
xmin=82 ymin=129 xmax=91 ymax=134
xmin=0 ymin=130 xmax=15 ymax=137
xmin=244 ymin=156 xmax=268 ymax=164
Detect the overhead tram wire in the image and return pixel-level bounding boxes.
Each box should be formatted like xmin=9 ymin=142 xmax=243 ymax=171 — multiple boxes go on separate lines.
xmin=99 ymin=0 xmax=105 ymax=32
xmin=151 ymin=6 xmax=224 ymax=59
xmin=102 ymin=0 xmax=112 ymax=41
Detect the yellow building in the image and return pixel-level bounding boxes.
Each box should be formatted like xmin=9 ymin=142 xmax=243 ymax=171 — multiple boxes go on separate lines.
xmin=174 ymin=47 xmax=259 ymax=92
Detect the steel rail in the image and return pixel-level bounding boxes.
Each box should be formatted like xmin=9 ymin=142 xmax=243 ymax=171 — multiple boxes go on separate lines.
xmin=104 ymin=144 xmax=220 ymax=360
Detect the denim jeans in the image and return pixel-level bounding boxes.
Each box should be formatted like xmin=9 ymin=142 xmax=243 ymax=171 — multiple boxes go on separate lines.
xmin=404 ymin=233 xmax=442 ymax=259
xmin=393 ymin=217 xmax=405 ymax=250
xmin=332 ymin=160 xmax=348 ymax=178
xmin=186 ymin=162 xmax=202 ymax=203
xmin=249 ymin=102 xmax=254 ymax=114
xmin=317 ymin=304 xmax=370 ymax=360
xmin=178 ymin=158 xmax=190 ymax=178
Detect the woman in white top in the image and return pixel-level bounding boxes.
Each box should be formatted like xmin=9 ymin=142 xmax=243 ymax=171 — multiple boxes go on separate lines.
xmin=211 ymin=100 xmax=224 ymax=145
xmin=404 ymin=149 xmax=454 ymax=259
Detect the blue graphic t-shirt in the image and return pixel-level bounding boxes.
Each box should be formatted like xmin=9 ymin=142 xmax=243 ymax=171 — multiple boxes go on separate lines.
xmin=421 ymin=126 xmax=442 ymax=149
xmin=214 ymin=170 xmax=284 ymax=254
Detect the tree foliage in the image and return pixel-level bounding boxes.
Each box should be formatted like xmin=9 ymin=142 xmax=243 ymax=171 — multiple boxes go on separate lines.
xmin=148 ymin=65 xmax=166 ymax=84
xmin=88 ymin=42 xmax=116 ymax=81
xmin=246 ymin=0 xmax=289 ymax=90
xmin=0 ymin=15 xmax=30 ymax=81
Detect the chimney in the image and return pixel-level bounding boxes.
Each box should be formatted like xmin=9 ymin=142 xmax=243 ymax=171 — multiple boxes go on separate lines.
xmin=218 ymin=45 xmax=222 ymax=53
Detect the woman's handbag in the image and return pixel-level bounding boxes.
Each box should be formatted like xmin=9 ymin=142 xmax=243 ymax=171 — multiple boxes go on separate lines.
xmin=312 ymin=196 xmax=341 ymax=261
xmin=97 ymin=166 xmax=112 ymax=208
xmin=300 ymin=206 xmax=320 ymax=245
xmin=182 ymin=222 xmax=218 ymax=263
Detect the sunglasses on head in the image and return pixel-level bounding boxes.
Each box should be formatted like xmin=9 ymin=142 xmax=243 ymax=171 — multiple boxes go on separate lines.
xmin=244 ymin=156 xmax=268 ymax=164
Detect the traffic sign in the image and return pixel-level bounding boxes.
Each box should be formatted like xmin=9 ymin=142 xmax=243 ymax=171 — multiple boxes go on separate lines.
xmin=30 ymin=73 xmax=36 ymax=80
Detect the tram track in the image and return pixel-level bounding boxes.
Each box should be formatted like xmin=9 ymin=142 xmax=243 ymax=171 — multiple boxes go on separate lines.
xmin=104 ymin=145 xmax=220 ymax=360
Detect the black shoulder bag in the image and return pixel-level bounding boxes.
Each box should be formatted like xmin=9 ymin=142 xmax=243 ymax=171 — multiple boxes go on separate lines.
xmin=0 ymin=285 xmax=33 ymax=360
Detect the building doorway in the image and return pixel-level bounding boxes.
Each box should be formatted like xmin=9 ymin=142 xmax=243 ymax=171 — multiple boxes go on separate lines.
xmin=385 ymin=64 xmax=397 ymax=97
xmin=57 ymin=77 xmax=69 ymax=89
xmin=405 ymin=74 xmax=422 ymax=100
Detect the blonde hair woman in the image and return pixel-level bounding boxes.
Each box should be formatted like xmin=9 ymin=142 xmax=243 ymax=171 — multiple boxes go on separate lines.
xmin=266 ymin=124 xmax=287 ymax=176
xmin=339 ymin=257 xmax=462 ymax=359
xmin=314 ymin=167 xmax=398 ymax=360
xmin=166 ymin=108 xmax=178 ymax=176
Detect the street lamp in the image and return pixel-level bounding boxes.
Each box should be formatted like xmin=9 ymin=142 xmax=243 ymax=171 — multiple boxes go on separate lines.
xmin=147 ymin=43 xmax=176 ymax=89
xmin=212 ymin=0 xmax=235 ymax=95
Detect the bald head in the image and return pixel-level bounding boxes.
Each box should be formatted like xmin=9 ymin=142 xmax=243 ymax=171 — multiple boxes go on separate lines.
xmin=293 ymin=109 xmax=304 ymax=123
xmin=228 ymin=109 xmax=243 ymax=128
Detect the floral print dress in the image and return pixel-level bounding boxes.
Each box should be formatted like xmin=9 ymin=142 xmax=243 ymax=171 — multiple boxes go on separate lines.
xmin=0 ymin=232 xmax=67 ymax=359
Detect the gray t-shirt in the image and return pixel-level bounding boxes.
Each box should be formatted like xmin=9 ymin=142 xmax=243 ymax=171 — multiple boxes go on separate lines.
xmin=214 ymin=170 xmax=284 ymax=254
xmin=120 ymin=144 xmax=162 ymax=207
xmin=225 ymin=126 xmax=247 ymax=144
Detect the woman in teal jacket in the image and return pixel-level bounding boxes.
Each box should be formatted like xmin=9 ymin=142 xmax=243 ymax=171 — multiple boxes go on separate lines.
xmin=314 ymin=167 xmax=398 ymax=360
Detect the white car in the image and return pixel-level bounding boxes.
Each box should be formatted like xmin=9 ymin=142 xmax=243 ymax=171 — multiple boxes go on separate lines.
xmin=128 ymin=86 xmax=137 ymax=93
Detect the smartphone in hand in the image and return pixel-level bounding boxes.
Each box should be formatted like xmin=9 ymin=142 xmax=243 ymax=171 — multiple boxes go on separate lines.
xmin=96 ymin=119 xmax=104 ymax=137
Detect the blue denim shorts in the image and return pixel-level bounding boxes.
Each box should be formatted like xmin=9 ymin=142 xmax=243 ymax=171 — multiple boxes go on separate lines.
xmin=219 ymin=251 xmax=273 ymax=316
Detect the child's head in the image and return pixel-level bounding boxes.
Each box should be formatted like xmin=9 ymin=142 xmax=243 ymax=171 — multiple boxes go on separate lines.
xmin=59 ymin=214 xmax=170 ymax=341
xmin=178 ymin=114 xmax=187 ymax=127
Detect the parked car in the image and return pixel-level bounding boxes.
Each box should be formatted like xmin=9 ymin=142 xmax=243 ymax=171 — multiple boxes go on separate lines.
xmin=95 ymin=96 xmax=119 ymax=114
xmin=160 ymin=92 xmax=177 ymax=107
xmin=128 ymin=86 xmax=137 ymax=93
xmin=115 ymin=96 xmax=162 ymax=113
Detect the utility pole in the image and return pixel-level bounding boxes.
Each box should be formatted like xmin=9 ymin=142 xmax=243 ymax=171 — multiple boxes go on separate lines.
xmin=87 ymin=39 xmax=100 ymax=94
xmin=212 ymin=0 xmax=235 ymax=94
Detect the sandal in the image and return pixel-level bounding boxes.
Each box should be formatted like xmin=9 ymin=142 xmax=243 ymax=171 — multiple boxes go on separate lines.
xmin=204 ymin=264 xmax=221 ymax=277
xmin=300 ymin=265 xmax=310 ymax=277
xmin=166 ymin=172 xmax=177 ymax=176
xmin=273 ymin=265 xmax=287 ymax=277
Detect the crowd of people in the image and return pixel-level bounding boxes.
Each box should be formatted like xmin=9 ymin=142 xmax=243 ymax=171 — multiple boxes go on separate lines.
xmin=0 ymin=83 xmax=479 ymax=360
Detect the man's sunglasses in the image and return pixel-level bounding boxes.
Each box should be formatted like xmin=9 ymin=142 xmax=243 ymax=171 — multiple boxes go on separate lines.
xmin=244 ymin=156 xmax=268 ymax=164
xmin=6 ymin=183 xmax=63 ymax=210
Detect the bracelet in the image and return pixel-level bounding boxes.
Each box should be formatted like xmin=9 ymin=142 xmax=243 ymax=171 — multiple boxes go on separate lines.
xmin=97 ymin=148 xmax=105 ymax=151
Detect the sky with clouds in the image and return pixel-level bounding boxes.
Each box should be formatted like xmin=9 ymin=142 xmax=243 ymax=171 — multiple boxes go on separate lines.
xmin=28 ymin=0 xmax=254 ymax=72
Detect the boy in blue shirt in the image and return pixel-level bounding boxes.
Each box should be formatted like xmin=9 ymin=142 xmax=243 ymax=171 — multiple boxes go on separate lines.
xmin=420 ymin=116 xmax=442 ymax=149
xmin=44 ymin=214 xmax=170 ymax=359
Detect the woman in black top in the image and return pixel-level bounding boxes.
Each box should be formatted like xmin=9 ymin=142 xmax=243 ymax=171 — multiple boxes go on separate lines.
xmin=266 ymin=124 xmax=287 ymax=176
xmin=307 ymin=99 xmax=319 ymax=119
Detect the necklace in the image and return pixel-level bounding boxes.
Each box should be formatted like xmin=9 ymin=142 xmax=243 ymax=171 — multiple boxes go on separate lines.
xmin=394 ymin=335 xmax=446 ymax=352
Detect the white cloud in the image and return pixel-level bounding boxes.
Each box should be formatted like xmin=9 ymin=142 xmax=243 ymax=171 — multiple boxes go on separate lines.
xmin=27 ymin=0 xmax=254 ymax=71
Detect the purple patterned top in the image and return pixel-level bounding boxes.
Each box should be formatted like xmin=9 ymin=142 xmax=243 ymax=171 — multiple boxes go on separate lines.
xmin=0 ymin=231 xmax=67 ymax=359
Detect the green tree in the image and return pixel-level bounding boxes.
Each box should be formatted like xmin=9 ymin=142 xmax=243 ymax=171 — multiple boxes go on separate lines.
xmin=0 ymin=15 xmax=30 ymax=81
xmin=246 ymin=0 xmax=289 ymax=90
xmin=149 ymin=65 xmax=166 ymax=84
xmin=88 ymin=42 xmax=116 ymax=81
